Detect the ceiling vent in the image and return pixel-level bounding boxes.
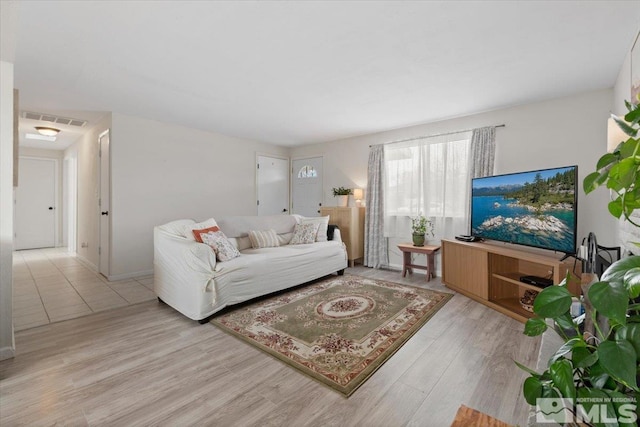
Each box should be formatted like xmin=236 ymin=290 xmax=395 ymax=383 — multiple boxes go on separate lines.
xmin=22 ymin=111 xmax=87 ymax=128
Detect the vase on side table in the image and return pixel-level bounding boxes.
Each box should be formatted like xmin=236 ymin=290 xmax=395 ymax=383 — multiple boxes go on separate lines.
xmin=412 ymin=233 xmax=425 ymax=247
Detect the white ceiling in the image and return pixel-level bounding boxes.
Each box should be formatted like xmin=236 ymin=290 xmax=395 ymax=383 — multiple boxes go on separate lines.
xmin=2 ymin=1 xmax=639 ymax=147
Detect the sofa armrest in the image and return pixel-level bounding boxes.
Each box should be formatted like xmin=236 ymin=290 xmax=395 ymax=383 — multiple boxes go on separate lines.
xmin=328 ymin=224 xmax=342 ymax=242
xmin=153 ymin=226 xmax=218 ymax=319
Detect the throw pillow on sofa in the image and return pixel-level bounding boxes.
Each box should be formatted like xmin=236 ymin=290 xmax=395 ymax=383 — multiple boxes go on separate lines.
xmin=248 ymin=229 xmax=280 ymax=249
xmin=192 ymin=226 xmax=220 ymax=243
xmin=289 ymin=223 xmax=319 ymax=245
xmin=300 ymin=216 xmax=330 ymax=242
xmin=201 ymin=230 xmax=241 ymax=261
xmin=181 ymin=218 xmax=218 ymax=241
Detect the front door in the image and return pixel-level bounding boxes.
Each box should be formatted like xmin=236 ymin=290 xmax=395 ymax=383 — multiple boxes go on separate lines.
xmin=292 ymin=157 xmax=323 ymax=217
xmin=15 ymin=157 xmax=56 ymax=250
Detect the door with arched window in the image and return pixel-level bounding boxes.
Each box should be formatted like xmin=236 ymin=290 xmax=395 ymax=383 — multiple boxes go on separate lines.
xmin=292 ymin=157 xmax=323 ymax=217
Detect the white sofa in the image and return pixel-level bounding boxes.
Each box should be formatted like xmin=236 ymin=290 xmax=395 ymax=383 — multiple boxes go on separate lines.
xmin=153 ymin=215 xmax=348 ymax=322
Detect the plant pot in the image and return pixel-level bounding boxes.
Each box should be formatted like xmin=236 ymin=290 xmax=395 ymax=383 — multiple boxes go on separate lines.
xmin=412 ymin=233 xmax=425 ymax=247
xmin=336 ymin=195 xmax=349 ymax=207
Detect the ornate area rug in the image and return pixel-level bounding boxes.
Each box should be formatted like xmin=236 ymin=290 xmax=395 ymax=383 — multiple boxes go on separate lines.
xmin=210 ymin=274 xmax=452 ymax=396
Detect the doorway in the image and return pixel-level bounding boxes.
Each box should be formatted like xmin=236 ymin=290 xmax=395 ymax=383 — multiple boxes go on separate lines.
xmin=14 ymin=157 xmax=57 ymax=250
xmin=98 ymin=130 xmax=110 ymax=278
xmin=63 ymin=153 xmax=77 ymax=253
xmin=256 ymin=155 xmax=290 ymax=216
xmin=292 ymin=157 xmax=323 ymax=217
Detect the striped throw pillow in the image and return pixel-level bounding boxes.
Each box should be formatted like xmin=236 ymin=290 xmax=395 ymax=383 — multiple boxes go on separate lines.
xmin=248 ymin=229 xmax=280 ymax=249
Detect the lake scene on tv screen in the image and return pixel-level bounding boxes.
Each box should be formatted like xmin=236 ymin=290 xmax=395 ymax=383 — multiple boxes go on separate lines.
xmin=471 ymin=166 xmax=576 ymax=253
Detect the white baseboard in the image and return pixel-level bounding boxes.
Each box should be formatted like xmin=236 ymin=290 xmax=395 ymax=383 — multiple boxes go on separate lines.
xmin=0 ymin=346 xmax=15 ymax=361
xmin=107 ymin=269 xmax=154 ymax=282
xmin=75 ymin=253 xmax=97 ymax=272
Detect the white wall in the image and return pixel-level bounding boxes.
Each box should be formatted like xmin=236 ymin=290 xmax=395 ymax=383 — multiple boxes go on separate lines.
xmin=64 ymin=114 xmax=112 ymax=270
xmin=18 ymin=147 xmax=64 ymax=246
xmin=291 ymin=89 xmax=617 ymax=268
xmin=109 ymin=113 xmax=289 ymax=279
xmin=0 ymin=61 xmax=15 ymax=360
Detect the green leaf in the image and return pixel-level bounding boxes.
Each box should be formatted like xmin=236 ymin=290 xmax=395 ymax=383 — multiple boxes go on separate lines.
xmin=588 ymin=360 xmax=612 ymax=389
xmin=572 ymin=346 xmax=598 ymax=368
xmin=549 ymin=359 xmax=576 ymax=399
xmin=608 ymin=199 xmax=624 ymax=218
xmin=550 ymin=337 xmax=584 ymax=364
xmin=602 ymin=255 xmax=640 ymax=282
xmin=523 ymin=376 xmax=543 ymax=406
xmin=554 ymin=312 xmax=576 ymax=331
xmin=623 ymin=267 xmax=640 ymax=298
xmin=588 ymin=281 xmax=629 ymax=326
xmin=514 ymin=360 xmax=541 ymax=377
xmin=613 ymin=158 xmax=637 ymax=187
xmin=624 ymin=107 xmax=640 ymax=125
xmin=597 ymin=340 xmax=638 ymax=390
xmin=615 ymin=114 xmax=639 ymax=137
xmin=584 ymin=171 xmax=603 ymax=194
xmin=615 ymin=324 xmax=640 ymax=361
xmin=524 ymin=317 xmax=548 ymax=336
xmin=597 ymin=153 xmax=619 ymax=170
xmin=533 ymin=286 xmax=573 ymax=318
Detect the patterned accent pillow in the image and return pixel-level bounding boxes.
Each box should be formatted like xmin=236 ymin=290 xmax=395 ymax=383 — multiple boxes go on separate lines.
xmin=181 ymin=218 xmax=218 ymax=241
xmin=289 ymin=223 xmax=320 ymax=245
xmin=201 ymin=230 xmax=241 ymax=261
xmin=300 ymin=216 xmax=330 ymax=242
xmin=248 ymin=229 xmax=280 ymax=249
xmin=192 ymin=226 xmax=220 ymax=243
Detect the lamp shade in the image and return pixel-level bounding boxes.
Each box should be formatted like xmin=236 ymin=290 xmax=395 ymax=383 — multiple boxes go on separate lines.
xmin=607 ymin=117 xmax=628 ymax=153
xmin=353 ymin=188 xmax=364 ymax=200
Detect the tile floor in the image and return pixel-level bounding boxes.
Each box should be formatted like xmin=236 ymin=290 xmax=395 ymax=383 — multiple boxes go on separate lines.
xmin=12 ymin=248 xmax=156 ymax=331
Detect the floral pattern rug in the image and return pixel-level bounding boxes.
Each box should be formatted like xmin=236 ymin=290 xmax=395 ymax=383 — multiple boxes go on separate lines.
xmin=210 ymin=274 xmax=453 ymax=396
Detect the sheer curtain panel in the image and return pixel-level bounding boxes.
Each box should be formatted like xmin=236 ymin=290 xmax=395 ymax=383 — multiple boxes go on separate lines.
xmin=384 ymin=131 xmax=473 ymax=240
xmin=364 ymin=146 xmax=388 ymax=268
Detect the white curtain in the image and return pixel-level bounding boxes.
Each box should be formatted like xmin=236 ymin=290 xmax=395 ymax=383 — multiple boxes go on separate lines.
xmin=364 ymin=145 xmax=388 ymax=268
xmin=384 ymin=131 xmax=473 ymax=241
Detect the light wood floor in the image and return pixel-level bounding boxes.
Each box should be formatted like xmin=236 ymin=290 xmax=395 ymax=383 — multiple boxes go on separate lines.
xmin=0 ymin=266 xmax=540 ymax=426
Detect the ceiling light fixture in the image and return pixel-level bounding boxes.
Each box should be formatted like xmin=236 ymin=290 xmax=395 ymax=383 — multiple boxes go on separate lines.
xmin=25 ymin=133 xmax=57 ymax=142
xmin=35 ymin=126 xmax=61 ymax=136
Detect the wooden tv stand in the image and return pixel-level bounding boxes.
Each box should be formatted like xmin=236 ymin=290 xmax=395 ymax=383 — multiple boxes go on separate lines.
xmin=442 ymin=239 xmax=580 ymax=323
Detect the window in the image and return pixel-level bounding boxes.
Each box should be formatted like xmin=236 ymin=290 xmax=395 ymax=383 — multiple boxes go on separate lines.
xmin=297 ymin=165 xmax=317 ymax=178
xmin=384 ymin=131 xmax=473 ymax=239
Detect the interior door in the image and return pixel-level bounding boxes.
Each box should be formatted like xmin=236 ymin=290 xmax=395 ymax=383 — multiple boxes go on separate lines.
xmin=15 ymin=157 xmax=56 ymax=250
xmin=257 ymin=155 xmax=289 ymax=216
xmin=99 ymin=130 xmax=110 ymax=277
xmin=292 ymin=157 xmax=323 ymax=217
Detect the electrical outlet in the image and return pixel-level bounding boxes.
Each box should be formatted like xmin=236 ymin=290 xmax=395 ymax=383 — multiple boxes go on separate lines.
xmin=81 ymin=242 xmax=88 ymax=248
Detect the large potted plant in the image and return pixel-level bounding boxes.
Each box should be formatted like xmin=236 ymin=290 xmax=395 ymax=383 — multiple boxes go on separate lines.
xmin=519 ymin=102 xmax=640 ymax=426
xmin=332 ymin=187 xmax=352 ymax=207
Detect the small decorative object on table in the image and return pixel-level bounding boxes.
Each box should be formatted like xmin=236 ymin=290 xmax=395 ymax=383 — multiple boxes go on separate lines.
xmin=411 ymin=214 xmax=434 ymax=247
xmin=519 ymin=289 xmax=538 ymax=313
xmin=332 ymin=187 xmax=352 ymax=207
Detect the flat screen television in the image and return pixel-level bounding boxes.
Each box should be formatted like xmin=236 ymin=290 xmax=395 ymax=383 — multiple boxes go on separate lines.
xmin=471 ymin=165 xmax=577 ymax=255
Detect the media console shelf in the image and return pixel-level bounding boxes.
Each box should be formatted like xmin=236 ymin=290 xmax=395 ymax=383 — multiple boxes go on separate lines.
xmin=442 ymin=239 xmax=580 ymax=323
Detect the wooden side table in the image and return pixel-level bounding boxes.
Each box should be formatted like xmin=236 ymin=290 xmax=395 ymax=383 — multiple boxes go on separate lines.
xmin=397 ymin=243 xmax=441 ymax=281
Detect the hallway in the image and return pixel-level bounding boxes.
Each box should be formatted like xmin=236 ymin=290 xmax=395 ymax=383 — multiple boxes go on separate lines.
xmin=12 ymin=248 xmax=155 ymax=331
